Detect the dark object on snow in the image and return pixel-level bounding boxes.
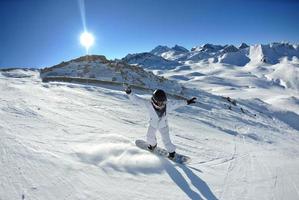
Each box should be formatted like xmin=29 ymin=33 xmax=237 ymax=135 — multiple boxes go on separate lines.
xmin=125 ymin=86 xmax=132 ymax=94
xmin=241 ymin=107 xmax=245 ymax=113
xmin=168 ymin=151 xmax=176 ymax=159
xmin=223 ymin=96 xmax=237 ymax=106
xmin=187 ymin=97 xmax=197 ymax=105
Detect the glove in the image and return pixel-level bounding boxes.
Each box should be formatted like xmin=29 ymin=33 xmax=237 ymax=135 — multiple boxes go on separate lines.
xmin=125 ymin=86 xmax=132 ymax=95
xmin=187 ymin=97 xmax=196 ymax=105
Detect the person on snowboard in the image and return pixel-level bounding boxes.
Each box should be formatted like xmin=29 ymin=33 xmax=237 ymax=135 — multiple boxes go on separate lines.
xmin=125 ymin=86 xmax=196 ymax=159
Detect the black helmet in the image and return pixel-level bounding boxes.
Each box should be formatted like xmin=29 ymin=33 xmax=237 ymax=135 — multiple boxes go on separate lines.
xmin=152 ymin=89 xmax=167 ymax=108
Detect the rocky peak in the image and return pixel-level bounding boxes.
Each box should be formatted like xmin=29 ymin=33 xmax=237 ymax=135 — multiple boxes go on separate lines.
xmin=150 ymin=45 xmax=171 ymax=55
xmin=222 ymin=45 xmax=239 ymax=53
xmin=239 ymin=43 xmax=249 ymax=49
xmin=171 ymin=45 xmax=189 ymax=53
xmin=199 ymin=44 xmax=224 ymax=52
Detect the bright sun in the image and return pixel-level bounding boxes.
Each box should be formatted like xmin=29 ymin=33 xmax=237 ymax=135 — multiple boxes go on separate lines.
xmin=80 ymin=32 xmax=94 ymax=52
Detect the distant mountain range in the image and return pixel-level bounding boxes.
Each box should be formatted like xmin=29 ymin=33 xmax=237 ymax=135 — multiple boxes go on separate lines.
xmin=122 ymin=42 xmax=299 ymax=67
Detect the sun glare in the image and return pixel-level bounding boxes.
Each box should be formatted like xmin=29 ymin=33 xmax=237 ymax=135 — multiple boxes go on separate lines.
xmin=80 ymin=32 xmax=94 ymax=53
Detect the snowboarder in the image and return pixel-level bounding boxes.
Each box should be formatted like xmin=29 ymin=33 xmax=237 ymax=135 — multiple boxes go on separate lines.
xmin=125 ymin=86 xmax=196 ymax=159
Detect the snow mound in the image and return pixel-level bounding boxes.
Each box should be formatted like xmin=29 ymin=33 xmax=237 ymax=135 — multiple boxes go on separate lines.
xmin=265 ymin=96 xmax=299 ymax=115
xmin=219 ymin=49 xmax=250 ymax=66
xmin=266 ymin=58 xmax=299 ymax=90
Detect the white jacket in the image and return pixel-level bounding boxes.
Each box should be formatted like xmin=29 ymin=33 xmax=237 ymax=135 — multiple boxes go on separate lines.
xmin=128 ymin=93 xmax=187 ymax=129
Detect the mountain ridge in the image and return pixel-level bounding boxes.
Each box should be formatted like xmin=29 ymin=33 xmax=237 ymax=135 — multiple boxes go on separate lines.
xmin=123 ymin=42 xmax=299 ymax=67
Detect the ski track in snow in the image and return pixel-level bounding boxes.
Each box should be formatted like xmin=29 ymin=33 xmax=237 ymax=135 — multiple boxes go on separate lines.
xmin=1 ymin=70 xmax=299 ymax=200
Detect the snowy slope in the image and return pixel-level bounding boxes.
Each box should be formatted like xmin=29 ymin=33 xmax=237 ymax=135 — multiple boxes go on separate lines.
xmin=1 ymin=69 xmax=299 ymax=200
xmin=161 ymin=58 xmax=299 ymax=115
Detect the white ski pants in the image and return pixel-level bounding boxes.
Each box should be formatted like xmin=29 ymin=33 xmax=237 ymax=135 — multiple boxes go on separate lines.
xmin=146 ymin=125 xmax=176 ymax=153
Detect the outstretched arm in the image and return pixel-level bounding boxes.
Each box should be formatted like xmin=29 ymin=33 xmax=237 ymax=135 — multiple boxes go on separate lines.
xmin=125 ymin=86 xmax=148 ymax=107
xmin=167 ymin=97 xmax=197 ymax=111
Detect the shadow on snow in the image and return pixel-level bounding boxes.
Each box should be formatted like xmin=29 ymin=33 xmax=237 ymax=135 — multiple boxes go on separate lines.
xmin=162 ymin=159 xmax=219 ymax=200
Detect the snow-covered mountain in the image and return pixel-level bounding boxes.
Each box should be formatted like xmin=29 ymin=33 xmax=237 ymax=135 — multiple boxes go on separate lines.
xmin=239 ymin=43 xmax=249 ymax=49
xmin=150 ymin=45 xmax=172 ymax=56
xmin=127 ymin=45 xmax=190 ymax=64
xmin=122 ymin=52 xmax=180 ymax=70
xmin=40 ymin=55 xmax=183 ymax=94
xmin=191 ymin=43 xmax=225 ymax=53
xmin=150 ymin=45 xmax=189 ymax=56
xmin=126 ymin=42 xmax=299 ymax=67
xmin=171 ymin=45 xmax=189 ymax=53
xmin=122 ymin=44 xmax=189 ymax=69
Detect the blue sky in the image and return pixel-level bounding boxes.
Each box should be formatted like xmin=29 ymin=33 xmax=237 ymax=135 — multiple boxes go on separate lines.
xmin=0 ymin=0 xmax=298 ymax=68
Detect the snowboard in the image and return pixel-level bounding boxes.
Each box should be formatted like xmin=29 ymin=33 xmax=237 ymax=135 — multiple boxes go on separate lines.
xmin=135 ymin=139 xmax=191 ymax=164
